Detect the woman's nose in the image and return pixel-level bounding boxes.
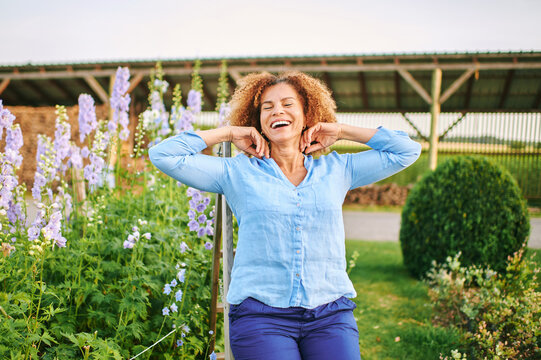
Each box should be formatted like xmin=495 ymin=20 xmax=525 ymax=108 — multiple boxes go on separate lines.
xmin=272 ymin=105 xmax=284 ymax=116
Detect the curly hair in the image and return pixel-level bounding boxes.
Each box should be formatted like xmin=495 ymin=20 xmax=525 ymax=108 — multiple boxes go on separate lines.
xmin=228 ymin=71 xmax=337 ymax=133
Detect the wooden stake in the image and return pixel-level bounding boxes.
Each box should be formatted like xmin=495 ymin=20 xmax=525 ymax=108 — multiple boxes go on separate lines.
xmin=429 ymin=68 xmax=442 ymax=170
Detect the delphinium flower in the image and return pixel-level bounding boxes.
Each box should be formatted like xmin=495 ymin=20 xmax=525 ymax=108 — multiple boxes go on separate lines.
xmin=32 ymin=135 xmax=56 ymax=202
xmin=0 ymin=103 xmax=26 ymax=231
xmin=217 ymin=102 xmax=231 ymax=128
xmin=78 ymin=94 xmax=98 ymax=143
xmin=186 ymin=187 xmax=214 ymax=243
xmin=83 ymin=120 xmax=110 ymax=189
xmin=109 ymin=67 xmax=131 ymax=140
xmin=162 ymin=263 xmax=187 ymax=317
xmin=123 ymin=219 xmax=150 ymax=249
xmin=209 ymin=351 xmax=217 ymax=360
xmin=53 ymin=106 xmax=72 ymax=175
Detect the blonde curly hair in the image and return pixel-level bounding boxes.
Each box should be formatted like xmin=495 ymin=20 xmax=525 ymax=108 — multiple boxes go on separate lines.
xmin=228 ymin=71 xmax=337 ymax=133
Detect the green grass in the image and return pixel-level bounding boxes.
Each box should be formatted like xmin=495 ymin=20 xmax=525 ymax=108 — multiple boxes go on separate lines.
xmin=345 ymin=240 xmax=462 ymax=359
xmin=345 ymin=240 xmax=541 ymax=359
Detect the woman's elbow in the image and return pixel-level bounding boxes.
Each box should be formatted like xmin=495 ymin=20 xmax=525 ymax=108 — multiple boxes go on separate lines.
xmin=401 ymin=141 xmax=422 ymax=167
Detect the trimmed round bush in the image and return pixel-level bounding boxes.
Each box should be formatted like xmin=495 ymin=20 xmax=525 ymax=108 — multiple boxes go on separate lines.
xmin=400 ymin=156 xmax=530 ymax=279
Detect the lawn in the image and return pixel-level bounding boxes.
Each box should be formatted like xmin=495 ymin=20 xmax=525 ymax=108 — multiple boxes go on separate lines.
xmin=345 ymin=240 xmax=541 ymax=359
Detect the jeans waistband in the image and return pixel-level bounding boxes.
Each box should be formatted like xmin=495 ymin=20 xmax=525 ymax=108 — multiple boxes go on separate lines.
xmin=229 ymin=296 xmax=356 ymax=320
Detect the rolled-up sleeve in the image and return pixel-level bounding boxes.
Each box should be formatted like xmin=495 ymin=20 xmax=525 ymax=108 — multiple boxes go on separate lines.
xmin=148 ymin=130 xmax=226 ymax=194
xmin=345 ymin=126 xmax=422 ymax=190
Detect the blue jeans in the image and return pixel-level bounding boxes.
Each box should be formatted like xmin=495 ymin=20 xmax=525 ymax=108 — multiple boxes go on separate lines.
xmin=229 ymin=296 xmax=361 ymax=360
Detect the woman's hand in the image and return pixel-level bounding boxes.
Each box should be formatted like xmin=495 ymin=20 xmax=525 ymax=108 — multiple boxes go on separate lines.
xmin=229 ymin=126 xmax=270 ymax=159
xmin=301 ymin=123 xmax=342 ymax=154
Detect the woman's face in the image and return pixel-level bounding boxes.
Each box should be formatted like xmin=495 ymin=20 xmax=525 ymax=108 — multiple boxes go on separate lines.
xmin=259 ymin=83 xmax=305 ymax=146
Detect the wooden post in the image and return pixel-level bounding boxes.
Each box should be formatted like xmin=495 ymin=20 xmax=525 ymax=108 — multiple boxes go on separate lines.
xmin=429 ymin=68 xmax=442 ymax=170
xmin=221 ymin=141 xmax=235 ymax=360
xmin=209 ymin=192 xmax=223 ymax=352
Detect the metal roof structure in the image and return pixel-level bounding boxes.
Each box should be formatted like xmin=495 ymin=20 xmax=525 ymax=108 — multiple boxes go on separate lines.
xmin=1 ymin=51 xmax=541 ymax=113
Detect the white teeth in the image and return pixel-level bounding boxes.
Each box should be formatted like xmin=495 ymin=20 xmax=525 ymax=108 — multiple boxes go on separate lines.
xmin=271 ymin=121 xmax=291 ymax=129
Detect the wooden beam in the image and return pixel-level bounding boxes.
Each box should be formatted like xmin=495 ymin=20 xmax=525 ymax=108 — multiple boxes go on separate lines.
xmin=229 ymin=70 xmax=242 ymax=83
xmin=440 ymin=68 xmax=475 ymax=104
xmin=0 ymin=78 xmax=10 ymax=95
xmin=429 ymin=68 xmax=442 ymax=171
xmin=397 ymin=69 xmax=432 ymax=105
xmin=3 ymin=61 xmax=541 ymax=81
xmin=23 ymin=79 xmax=58 ymax=105
xmin=394 ymin=71 xmax=401 ymax=108
xmin=127 ymin=73 xmax=144 ymax=94
xmin=498 ymin=69 xmax=515 ymax=108
xmin=358 ymin=72 xmax=369 ymax=109
xmin=84 ymin=75 xmax=109 ymax=104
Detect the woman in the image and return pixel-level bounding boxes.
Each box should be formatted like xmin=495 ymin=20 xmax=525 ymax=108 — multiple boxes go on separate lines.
xmin=149 ymin=71 xmax=421 ymax=360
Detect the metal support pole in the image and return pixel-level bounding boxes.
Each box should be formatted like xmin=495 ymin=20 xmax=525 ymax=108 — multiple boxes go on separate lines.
xmin=221 ymin=141 xmax=235 ymax=360
xmin=429 ymin=68 xmax=442 ymax=170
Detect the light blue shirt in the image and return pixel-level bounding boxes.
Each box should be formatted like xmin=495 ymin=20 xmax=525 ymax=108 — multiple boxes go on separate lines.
xmin=149 ymin=127 xmax=421 ymax=309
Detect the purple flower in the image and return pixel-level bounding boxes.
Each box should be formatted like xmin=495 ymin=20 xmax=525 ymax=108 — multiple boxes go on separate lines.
xmin=69 ymin=144 xmax=83 ymax=170
xmin=187 ymin=90 xmax=202 ymax=113
xmin=179 ymin=241 xmax=189 ymax=253
xmin=209 ymin=351 xmax=217 ymax=360
xmin=0 ymin=100 xmax=16 ymax=139
xmin=175 ymin=289 xmax=183 ymax=302
xmin=143 ymin=232 xmax=151 ymax=240
xmin=78 ymin=94 xmax=97 ymax=143
xmin=81 ymin=146 xmax=90 ymax=158
xmin=204 ymin=241 xmax=213 ymax=250
xmin=123 ymin=240 xmax=134 ymax=249
xmin=163 ymin=284 xmax=172 ymax=295
xmin=177 ymin=269 xmax=186 ymax=283
xmin=110 ymin=67 xmax=131 ymax=140
xmin=176 ymin=340 xmax=183 ymax=347
xmin=170 ymin=279 xmax=178 ymax=287
xmin=198 ymin=214 xmax=207 ymax=224
xmin=28 ymin=226 xmax=40 ymax=241
xmin=188 ymin=220 xmax=198 ymax=231
xmin=170 ymin=303 xmax=178 ymax=313
xmin=162 ymin=307 xmax=170 ymax=316
xmin=198 ymin=227 xmax=206 ymax=237
xmin=196 ymin=203 xmax=207 ymax=213
xmin=187 ymin=209 xmax=196 ymax=219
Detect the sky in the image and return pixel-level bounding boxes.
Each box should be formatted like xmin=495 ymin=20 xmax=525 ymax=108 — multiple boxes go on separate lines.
xmin=2 ymin=0 xmax=541 ymax=65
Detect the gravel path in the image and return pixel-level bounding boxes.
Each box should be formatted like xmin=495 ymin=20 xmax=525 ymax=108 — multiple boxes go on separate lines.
xmin=343 ymin=211 xmax=541 ymax=249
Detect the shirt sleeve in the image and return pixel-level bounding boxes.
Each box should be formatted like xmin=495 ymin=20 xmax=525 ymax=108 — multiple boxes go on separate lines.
xmin=344 ymin=126 xmax=422 ymax=190
xmin=148 ymin=130 xmax=226 ymax=194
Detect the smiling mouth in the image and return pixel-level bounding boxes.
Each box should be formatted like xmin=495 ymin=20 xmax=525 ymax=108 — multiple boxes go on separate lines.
xmin=271 ymin=120 xmax=291 ymax=129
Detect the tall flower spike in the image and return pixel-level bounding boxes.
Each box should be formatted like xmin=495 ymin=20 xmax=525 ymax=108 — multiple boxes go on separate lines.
xmin=78 ymin=94 xmax=97 ymax=143
xmin=110 ymin=67 xmax=131 ymax=140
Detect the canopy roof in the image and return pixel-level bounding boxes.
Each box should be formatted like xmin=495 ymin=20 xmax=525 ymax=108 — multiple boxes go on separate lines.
xmin=1 ymin=51 xmax=540 ymax=112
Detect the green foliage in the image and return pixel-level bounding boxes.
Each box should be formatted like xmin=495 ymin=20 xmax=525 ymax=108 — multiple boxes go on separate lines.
xmin=215 ymin=60 xmax=229 ymax=110
xmin=0 ymin=173 xmax=221 ymax=359
xmin=400 ymin=156 xmax=530 ymax=279
xmin=427 ymin=250 xmax=541 ymax=359
xmin=191 ymin=59 xmax=203 ymax=105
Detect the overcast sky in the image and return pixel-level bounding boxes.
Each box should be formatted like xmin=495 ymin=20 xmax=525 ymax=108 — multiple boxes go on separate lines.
xmin=2 ymin=0 xmax=540 ymax=65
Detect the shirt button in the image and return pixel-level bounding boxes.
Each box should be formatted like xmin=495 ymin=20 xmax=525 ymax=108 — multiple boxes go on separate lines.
xmin=296 ymin=226 xmax=300 ymax=231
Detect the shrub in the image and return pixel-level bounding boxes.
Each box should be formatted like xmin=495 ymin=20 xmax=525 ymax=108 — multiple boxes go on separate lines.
xmin=427 ymin=249 xmax=541 ymax=359
xmin=400 ymin=156 xmax=530 ymax=279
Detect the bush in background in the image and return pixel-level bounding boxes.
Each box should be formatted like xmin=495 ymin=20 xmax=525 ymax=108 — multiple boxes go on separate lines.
xmin=427 ymin=249 xmax=541 ymax=359
xmin=400 ymin=156 xmax=530 ymax=279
